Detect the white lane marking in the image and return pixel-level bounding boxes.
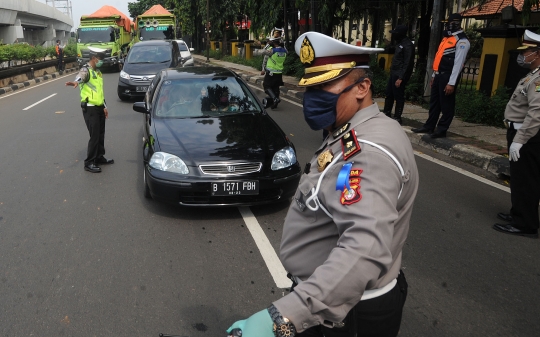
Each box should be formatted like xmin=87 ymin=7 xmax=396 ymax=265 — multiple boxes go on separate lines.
xmin=0 ymin=72 xmax=73 ymax=100
xmin=23 ymin=93 xmax=57 ymax=110
xmin=414 ymin=151 xmax=510 ymax=193
xmin=238 ymin=206 xmax=291 ymax=289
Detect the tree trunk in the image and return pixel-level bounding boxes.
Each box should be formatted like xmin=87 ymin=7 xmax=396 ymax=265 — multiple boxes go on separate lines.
xmin=424 ymin=0 xmax=444 ymax=100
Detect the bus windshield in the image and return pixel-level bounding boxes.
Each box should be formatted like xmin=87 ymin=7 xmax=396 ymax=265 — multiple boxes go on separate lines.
xmin=77 ymin=27 xmax=115 ymax=43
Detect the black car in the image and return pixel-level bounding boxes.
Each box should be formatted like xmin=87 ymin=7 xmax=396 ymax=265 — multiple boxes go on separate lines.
xmin=132 ymin=67 xmax=301 ymax=206
xmin=117 ymin=40 xmax=180 ymax=101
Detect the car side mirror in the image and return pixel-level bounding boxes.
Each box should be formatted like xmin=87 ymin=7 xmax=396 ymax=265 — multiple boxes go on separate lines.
xmin=118 ymin=58 xmax=124 ymax=64
xmin=189 ymin=48 xmax=194 ymax=52
xmin=133 ymin=101 xmax=148 ymax=113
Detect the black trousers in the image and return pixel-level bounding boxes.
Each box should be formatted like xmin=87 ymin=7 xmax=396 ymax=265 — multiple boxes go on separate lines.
xmin=385 ymin=74 xmax=407 ymax=105
xmin=57 ymin=56 xmax=63 ymax=71
xmin=424 ymin=72 xmax=457 ymax=132
xmin=297 ymin=271 xmax=408 ymax=337
xmin=82 ymin=105 xmax=106 ymax=166
xmin=507 ymin=127 xmax=540 ymax=231
xmin=263 ymin=71 xmax=283 ymax=98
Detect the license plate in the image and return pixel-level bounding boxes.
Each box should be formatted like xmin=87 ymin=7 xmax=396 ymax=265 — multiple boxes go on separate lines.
xmin=136 ymin=86 xmax=148 ymax=92
xmin=211 ymin=181 xmax=259 ymax=196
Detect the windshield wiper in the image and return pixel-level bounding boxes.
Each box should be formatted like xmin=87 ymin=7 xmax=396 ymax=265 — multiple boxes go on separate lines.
xmin=159 ymin=59 xmax=171 ymax=63
xmin=129 ymin=61 xmax=154 ymax=64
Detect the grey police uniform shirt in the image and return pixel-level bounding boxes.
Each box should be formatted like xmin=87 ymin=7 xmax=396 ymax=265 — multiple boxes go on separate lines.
xmin=273 ymin=103 xmax=419 ymax=332
xmin=504 ymin=67 xmax=540 ymax=144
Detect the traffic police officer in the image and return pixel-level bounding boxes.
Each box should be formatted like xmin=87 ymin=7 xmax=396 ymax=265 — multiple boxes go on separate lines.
xmin=412 ymin=13 xmax=470 ymax=138
xmin=383 ymin=25 xmax=415 ymax=125
xmin=261 ymin=27 xmax=286 ymax=109
xmin=493 ymin=30 xmax=540 ymax=238
xmin=227 ymin=32 xmax=419 ymax=337
xmin=66 ymin=47 xmax=114 ymax=173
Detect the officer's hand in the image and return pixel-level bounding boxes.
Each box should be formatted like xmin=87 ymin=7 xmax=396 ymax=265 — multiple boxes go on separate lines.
xmin=430 ymin=78 xmax=434 ymax=87
xmin=226 ymin=309 xmax=274 ymax=337
xmin=66 ymin=81 xmax=78 ymax=89
xmin=444 ymin=84 xmax=455 ymax=95
xmin=509 ymin=142 xmax=523 ymax=162
xmin=395 ymin=79 xmax=402 ymax=88
xmin=104 ymin=108 xmax=109 ymax=119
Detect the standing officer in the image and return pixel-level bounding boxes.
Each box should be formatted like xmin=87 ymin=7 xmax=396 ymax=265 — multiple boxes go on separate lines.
xmin=382 ymin=25 xmax=415 ymax=125
xmin=261 ymin=28 xmax=286 ymax=109
xmin=65 ymin=47 xmax=114 ymax=173
xmin=493 ymin=30 xmax=540 ymax=239
xmin=55 ymin=40 xmax=64 ymax=72
xmin=412 ymin=13 xmax=470 ymax=138
xmin=227 ymin=32 xmax=419 ymax=337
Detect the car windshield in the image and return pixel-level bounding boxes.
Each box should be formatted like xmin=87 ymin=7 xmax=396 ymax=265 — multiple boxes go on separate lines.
xmin=127 ymin=45 xmax=171 ymax=63
xmin=77 ymin=27 xmax=115 ymax=43
xmin=155 ymin=77 xmax=262 ymax=118
xmin=178 ymin=42 xmax=189 ymax=52
xmin=139 ymin=26 xmax=174 ymax=40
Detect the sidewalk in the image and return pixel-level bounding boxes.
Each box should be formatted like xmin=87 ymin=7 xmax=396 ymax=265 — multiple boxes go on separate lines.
xmin=193 ymin=54 xmax=510 ymax=178
xmin=0 ymin=67 xmax=78 ymax=96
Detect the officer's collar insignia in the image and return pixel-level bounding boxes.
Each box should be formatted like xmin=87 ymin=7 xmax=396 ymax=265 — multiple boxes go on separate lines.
xmin=300 ymin=37 xmax=315 ymax=65
xmin=532 ymin=66 xmax=540 ymax=75
xmin=317 ymin=149 xmax=334 ymax=172
xmin=341 ymin=129 xmax=361 ymax=160
xmin=339 ymin=167 xmax=363 ymax=205
xmin=332 ymin=123 xmax=350 ymax=139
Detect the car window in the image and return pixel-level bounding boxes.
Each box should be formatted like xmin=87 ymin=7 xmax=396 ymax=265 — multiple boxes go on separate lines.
xmin=154 ymin=77 xmax=262 ymax=118
xmin=127 ymin=45 xmax=172 ymax=63
xmin=178 ymin=42 xmax=189 ymax=52
xmin=146 ymin=72 xmax=162 ymax=108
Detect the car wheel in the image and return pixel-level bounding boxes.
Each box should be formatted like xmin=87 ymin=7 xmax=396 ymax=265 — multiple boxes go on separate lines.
xmin=118 ymin=93 xmax=130 ymax=101
xmin=143 ymin=169 xmax=152 ymax=199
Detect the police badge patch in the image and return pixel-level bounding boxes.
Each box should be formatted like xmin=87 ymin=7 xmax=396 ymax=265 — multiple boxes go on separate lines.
xmin=339 ymin=168 xmax=363 ymax=205
xmin=535 ymin=81 xmax=540 ymax=92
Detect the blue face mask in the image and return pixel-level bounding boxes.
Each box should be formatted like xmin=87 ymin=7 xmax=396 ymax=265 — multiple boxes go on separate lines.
xmin=96 ymin=60 xmax=104 ymax=68
xmin=302 ymin=77 xmax=365 ymax=130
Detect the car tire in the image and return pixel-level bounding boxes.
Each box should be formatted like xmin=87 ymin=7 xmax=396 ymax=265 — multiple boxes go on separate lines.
xmin=118 ymin=93 xmax=130 ymax=101
xmin=143 ymin=169 xmax=152 ymax=199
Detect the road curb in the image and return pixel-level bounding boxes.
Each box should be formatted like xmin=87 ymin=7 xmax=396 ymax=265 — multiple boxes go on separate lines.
xmin=0 ymin=67 xmax=77 ymax=97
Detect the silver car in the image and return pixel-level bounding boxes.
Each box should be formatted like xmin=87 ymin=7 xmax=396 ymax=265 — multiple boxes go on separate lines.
xmin=176 ymin=40 xmax=195 ymax=67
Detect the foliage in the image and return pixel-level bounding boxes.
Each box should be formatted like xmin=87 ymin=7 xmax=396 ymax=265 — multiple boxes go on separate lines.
xmin=464 ymin=23 xmax=483 ymax=59
xmin=127 ymin=0 xmax=176 ymax=19
xmin=0 ymin=42 xmax=77 ymax=67
xmin=283 ymin=52 xmax=304 ymax=79
xmin=370 ymin=57 xmax=389 ymax=97
xmin=455 ymin=86 xmax=508 ymax=127
xmin=221 ymin=54 xmax=263 ymax=70
xmin=404 ymin=69 xmax=427 ymax=103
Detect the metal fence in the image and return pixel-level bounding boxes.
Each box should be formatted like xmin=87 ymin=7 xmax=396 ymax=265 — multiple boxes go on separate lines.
xmin=458 ymin=59 xmax=481 ymax=91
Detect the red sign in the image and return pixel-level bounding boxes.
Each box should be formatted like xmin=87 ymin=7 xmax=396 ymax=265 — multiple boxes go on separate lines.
xmin=235 ymin=20 xmax=251 ymax=29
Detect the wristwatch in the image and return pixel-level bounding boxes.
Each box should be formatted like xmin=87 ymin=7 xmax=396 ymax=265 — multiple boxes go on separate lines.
xmin=267 ymin=304 xmax=296 ymax=337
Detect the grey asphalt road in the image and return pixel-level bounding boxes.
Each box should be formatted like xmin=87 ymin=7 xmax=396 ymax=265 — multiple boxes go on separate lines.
xmin=0 ymin=71 xmax=538 ymax=337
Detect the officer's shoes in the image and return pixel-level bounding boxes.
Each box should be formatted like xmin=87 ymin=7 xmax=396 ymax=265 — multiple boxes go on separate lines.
xmin=430 ymin=130 xmax=447 ymax=139
xmin=84 ymin=163 xmax=102 ymax=173
xmin=271 ymin=98 xmax=281 ymax=109
xmin=411 ymin=126 xmax=433 ymax=134
xmin=95 ymin=157 xmax=114 ymax=165
xmin=492 ymin=224 xmax=538 ymax=238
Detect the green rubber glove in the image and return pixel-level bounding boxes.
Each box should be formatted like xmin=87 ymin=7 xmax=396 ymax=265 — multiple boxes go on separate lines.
xmin=226 ymin=309 xmax=274 ymax=337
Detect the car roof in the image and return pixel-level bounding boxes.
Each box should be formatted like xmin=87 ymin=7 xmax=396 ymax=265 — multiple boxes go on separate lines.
xmin=160 ymin=67 xmax=239 ymax=80
xmin=134 ymin=40 xmax=175 ymax=47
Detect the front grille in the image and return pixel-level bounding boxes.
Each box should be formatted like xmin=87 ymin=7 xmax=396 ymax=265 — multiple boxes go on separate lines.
xmin=81 ymin=49 xmax=112 ymax=58
xmin=130 ymin=75 xmax=155 ymax=83
xmin=199 ymin=162 xmax=262 ymax=176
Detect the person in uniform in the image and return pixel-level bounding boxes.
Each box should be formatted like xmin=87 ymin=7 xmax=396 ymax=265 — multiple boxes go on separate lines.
xmin=65 ymin=47 xmax=114 ymax=173
xmin=227 ymin=32 xmax=419 ymax=337
xmin=261 ymin=28 xmax=287 ymax=109
xmin=55 ymin=40 xmax=64 ymax=72
xmin=412 ymin=13 xmax=470 ymax=138
xmin=382 ymin=25 xmax=415 ymax=125
xmin=493 ymin=30 xmax=540 ymax=239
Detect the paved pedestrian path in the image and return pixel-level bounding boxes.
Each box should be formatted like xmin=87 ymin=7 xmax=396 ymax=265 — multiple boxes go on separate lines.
xmin=193 ymin=54 xmax=510 ymax=178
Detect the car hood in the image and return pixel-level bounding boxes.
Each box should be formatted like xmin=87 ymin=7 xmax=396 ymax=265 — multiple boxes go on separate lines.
xmin=123 ymin=62 xmax=171 ymax=76
xmin=152 ymin=113 xmax=288 ymax=164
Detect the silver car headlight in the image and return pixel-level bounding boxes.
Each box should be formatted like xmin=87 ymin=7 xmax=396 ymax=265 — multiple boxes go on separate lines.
xmin=120 ymin=70 xmax=130 ymax=80
xmin=149 ymin=152 xmax=189 ymax=174
xmin=271 ymin=146 xmax=297 ymax=170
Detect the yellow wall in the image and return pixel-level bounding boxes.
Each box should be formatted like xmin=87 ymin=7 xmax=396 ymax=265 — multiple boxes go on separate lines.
xmin=477 ymin=37 xmax=521 ymax=94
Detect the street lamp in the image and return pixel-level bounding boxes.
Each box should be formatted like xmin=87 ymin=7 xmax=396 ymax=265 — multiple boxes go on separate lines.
xmin=206 ymin=0 xmax=210 ymax=62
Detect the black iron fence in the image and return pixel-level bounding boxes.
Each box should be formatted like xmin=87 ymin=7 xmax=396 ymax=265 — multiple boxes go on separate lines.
xmin=459 ymin=59 xmax=481 ymax=91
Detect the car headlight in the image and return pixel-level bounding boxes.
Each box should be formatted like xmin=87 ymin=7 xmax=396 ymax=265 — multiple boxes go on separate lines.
xmin=149 ymin=152 xmax=189 ymax=174
xmin=120 ymin=70 xmax=130 ymax=80
xmin=271 ymin=146 xmax=297 ymax=170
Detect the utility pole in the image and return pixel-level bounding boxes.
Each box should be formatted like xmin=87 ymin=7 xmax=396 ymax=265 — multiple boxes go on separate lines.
xmin=423 ymin=0 xmax=444 ymax=100
xmin=206 ymin=0 xmax=210 ymax=62
xmin=283 ymin=0 xmax=289 ymax=47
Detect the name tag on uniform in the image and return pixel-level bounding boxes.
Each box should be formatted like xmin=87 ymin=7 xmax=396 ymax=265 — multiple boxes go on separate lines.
xmin=399 ymin=45 xmax=403 ymax=49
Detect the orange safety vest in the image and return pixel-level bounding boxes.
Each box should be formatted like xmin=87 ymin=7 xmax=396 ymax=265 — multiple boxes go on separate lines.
xmin=433 ymin=33 xmax=466 ymax=73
